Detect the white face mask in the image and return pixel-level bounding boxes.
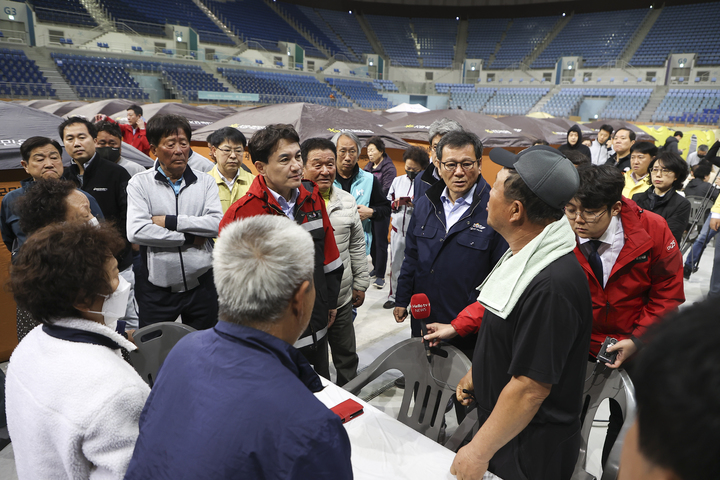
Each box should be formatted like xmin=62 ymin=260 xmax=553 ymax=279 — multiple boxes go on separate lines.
xmin=88 ymin=216 xmax=99 ymax=227
xmin=88 ymin=275 xmax=130 ymax=331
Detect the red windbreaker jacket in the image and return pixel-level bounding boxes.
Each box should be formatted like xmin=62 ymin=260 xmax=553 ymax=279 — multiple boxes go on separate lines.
xmin=574 ymin=198 xmax=684 ymax=356
xmin=219 ymin=176 xmax=343 ymax=340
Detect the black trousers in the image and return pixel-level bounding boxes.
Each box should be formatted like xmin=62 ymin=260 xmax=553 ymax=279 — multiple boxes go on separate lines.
xmin=479 ymin=405 xmax=580 ymax=480
xmin=135 ymin=263 xmax=218 ymax=331
xmin=370 ymin=216 xmax=390 ymax=278
xmin=299 ymin=335 xmax=329 ymax=379
xmin=328 ymin=301 xmax=358 ymax=386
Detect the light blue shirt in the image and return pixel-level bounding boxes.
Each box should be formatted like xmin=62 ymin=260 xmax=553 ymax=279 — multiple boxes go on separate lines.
xmin=158 ymin=166 xmax=184 ymax=195
xmin=440 ymin=183 xmax=476 ymax=232
xmin=268 ymin=187 xmax=299 ymax=219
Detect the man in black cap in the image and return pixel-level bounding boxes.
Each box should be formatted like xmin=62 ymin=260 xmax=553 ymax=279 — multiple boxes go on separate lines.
xmin=451 ymin=146 xmax=593 ymax=480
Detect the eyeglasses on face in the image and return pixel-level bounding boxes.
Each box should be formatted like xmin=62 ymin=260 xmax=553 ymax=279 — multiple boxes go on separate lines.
xmin=650 ymin=167 xmax=673 ymax=176
xmin=439 ymin=160 xmax=478 ymax=172
xmin=564 ymin=206 xmax=608 ymax=223
xmin=217 ymin=147 xmax=244 ymax=156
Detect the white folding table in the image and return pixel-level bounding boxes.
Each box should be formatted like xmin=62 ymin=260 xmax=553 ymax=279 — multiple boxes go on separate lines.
xmin=315 ymin=378 xmax=501 ymax=480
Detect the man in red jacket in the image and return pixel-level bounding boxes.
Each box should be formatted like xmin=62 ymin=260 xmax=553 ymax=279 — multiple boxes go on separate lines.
xmin=96 ymin=104 xmax=150 ymax=155
xmin=567 ymin=164 xmax=684 ymax=465
xmin=219 ymin=124 xmax=343 ymax=378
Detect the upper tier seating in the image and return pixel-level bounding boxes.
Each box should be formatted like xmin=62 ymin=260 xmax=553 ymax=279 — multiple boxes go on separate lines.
xmin=413 ymin=18 xmax=458 ymax=68
xmin=315 ymin=9 xmax=374 ymax=63
xmin=162 ymin=64 xmax=227 ymax=101
xmin=204 ymin=0 xmax=313 ymax=53
xmin=51 ymin=53 xmax=148 ymax=100
xmin=277 ymin=3 xmax=344 ymax=60
xmin=465 ymin=18 xmax=509 ymax=66
xmin=652 ymin=89 xmax=720 ymax=124
xmin=29 ymin=0 xmax=97 ymax=28
xmin=326 ymin=77 xmax=393 ymax=110
xmin=482 ymin=87 xmax=549 ymax=115
xmin=365 ymin=15 xmax=419 ymax=67
xmin=490 ymin=16 xmax=558 ymax=69
xmin=0 ymin=48 xmax=55 ymax=97
xmin=219 ymin=68 xmax=352 ymax=107
xmin=631 ymin=3 xmax=720 ymax=67
xmin=98 ymin=0 xmax=232 ymax=44
xmin=532 ymin=9 xmax=647 ymax=69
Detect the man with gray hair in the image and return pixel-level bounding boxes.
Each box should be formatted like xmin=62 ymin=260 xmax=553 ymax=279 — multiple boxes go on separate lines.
xmin=415 ymin=117 xmax=463 ymax=199
xmin=332 ymin=131 xmax=391 ymax=275
xmin=124 ymin=215 xmax=353 ymax=480
xmin=452 ymin=145 xmax=592 ymax=480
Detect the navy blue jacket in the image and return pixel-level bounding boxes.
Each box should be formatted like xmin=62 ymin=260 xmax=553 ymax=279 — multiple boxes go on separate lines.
xmin=396 ymin=177 xmax=508 ymax=346
xmin=125 ymin=321 xmax=353 ymax=480
xmin=1 ymin=178 xmax=104 ymax=257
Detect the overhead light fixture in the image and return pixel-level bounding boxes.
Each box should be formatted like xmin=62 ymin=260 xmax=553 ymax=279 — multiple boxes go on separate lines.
xmin=349 ymin=10 xmax=352 ymax=14
xmin=8 ymin=14 xmax=14 ymax=20
xmin=456 ymin=17 xmax=459 ymax=20
xmin=594 ymin=114 xmax=598 ymax=119
xmin=369 ymin=60 xmax=373 ymax=66
xmin=568 ymin=65 xmax=573 ymax=70
xmin=562 ymin=12 xmax=566 ymax=16
xmin=679 ymin=62 xmax=684 ymax=67
xmin=471 ymin=66 xmax=475 ymax=71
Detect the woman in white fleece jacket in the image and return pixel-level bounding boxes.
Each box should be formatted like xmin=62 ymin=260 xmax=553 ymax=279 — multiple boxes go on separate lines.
xmin=6 ymin=222 xmax=150 ymax=480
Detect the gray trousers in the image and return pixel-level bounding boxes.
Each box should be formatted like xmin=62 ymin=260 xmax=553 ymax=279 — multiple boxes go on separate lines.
xmin=388 ymin=227 xmax=407 ymax=303
xmin=327 ymin=301 xmax=358 ymax=386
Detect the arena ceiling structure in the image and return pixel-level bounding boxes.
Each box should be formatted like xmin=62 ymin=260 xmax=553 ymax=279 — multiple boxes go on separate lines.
xmin=279 ymin=0 xmax=712 ymax=17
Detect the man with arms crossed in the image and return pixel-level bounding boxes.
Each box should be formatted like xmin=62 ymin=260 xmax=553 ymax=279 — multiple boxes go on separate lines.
xmin=452 ymin=146 xmax=592 ymax=480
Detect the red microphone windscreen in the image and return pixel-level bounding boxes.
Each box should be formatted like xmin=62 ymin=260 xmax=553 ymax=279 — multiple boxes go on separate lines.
xmin=409 ymin=293 xmax=431 ymax=320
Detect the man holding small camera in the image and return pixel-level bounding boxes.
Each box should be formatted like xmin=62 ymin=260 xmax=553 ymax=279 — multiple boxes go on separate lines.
xmin=567 ymin=164 xmax=684 ymax=465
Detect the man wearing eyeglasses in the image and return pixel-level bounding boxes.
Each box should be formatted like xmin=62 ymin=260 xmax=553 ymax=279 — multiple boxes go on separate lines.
xmin=394 ymin=130 xmax=507 ymax=355
xmin=207 ymin=127 xmax=255 ymax=213
xmin=566 ymin=164 xmax=684 ymax=466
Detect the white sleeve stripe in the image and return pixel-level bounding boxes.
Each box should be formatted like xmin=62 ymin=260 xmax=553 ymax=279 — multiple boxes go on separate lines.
xmin=324 ymin=256 xmax=343 ymax=273
xmin=300 ymin=219 xmax=323 ymax=232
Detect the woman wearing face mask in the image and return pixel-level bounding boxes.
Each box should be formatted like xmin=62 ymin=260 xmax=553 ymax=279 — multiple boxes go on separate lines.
xmin=363 ymin=137 xmax=397 ymax=288
xmin=384 ymin=146 xmax=429 ymax=309
xmin=5 ymin=221 xmax=150 ymax=480
xmin=632 ymin=151 xmax=691 ymax=245
xmin=14 ymin=179 xmax=108 ymax=341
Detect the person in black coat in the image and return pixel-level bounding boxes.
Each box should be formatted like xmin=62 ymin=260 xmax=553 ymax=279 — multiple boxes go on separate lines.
xmin=661 ymin=131 xmax=683 ymax=156
xmin=558 ymin=124 xmax=592 ymax=161
xmin=60 ymin=117 xmax=133 ymax=273
xmin=632 ymin=151 xmax=691 ymax=245
xmin=684 ymin=161 xmax=719 ymax=202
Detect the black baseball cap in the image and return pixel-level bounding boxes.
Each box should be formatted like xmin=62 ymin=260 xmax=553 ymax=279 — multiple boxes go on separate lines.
xmin=489 ymin=145 xmax=579 ymax=209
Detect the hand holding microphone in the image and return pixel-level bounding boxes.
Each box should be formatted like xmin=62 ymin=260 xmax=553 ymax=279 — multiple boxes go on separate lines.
xmin=409 ymin=294 xmax=432 ymax=361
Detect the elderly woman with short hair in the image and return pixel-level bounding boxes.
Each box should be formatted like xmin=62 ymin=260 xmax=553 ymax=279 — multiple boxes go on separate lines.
xmin=5 ymin=222 xmax=150 ymax=480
